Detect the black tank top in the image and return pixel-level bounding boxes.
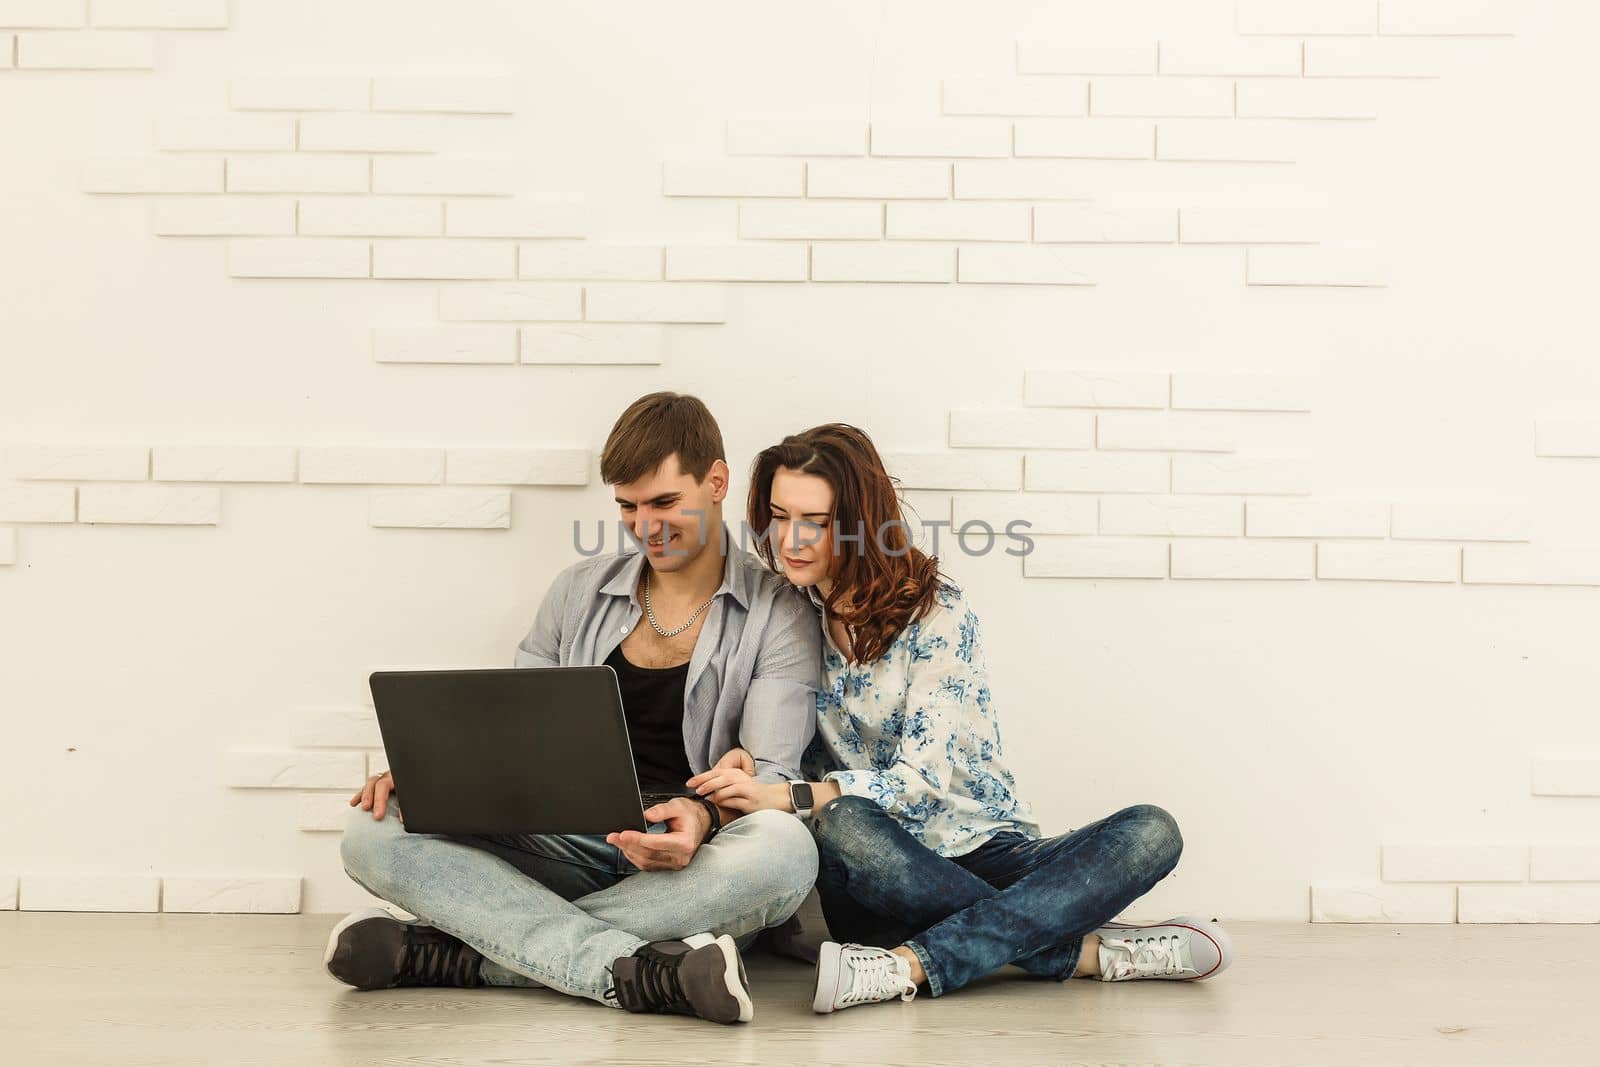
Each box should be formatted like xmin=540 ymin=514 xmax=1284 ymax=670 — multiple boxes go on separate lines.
xmin=604 ymin=644 xmax=693 ymax=794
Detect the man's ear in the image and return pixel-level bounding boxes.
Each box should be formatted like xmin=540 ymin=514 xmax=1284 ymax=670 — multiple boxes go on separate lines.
xmin=704 ymin=458 xmax=731 ymax=503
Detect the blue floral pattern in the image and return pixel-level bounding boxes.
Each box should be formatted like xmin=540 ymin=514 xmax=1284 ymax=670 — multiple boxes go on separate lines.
xmin=801 ymin=580 xmax=1041 ymax=857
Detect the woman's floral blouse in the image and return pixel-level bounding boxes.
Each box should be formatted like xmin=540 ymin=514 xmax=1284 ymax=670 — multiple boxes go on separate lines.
xmin=801 ymin=579 xmax=1041 ymax=857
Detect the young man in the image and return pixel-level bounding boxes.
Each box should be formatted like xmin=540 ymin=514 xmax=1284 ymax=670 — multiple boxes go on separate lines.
xmin=328 ymin=392 xmax=824 ymax=1025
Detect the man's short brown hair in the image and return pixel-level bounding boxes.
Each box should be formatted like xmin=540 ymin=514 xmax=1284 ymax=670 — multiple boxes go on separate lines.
xmin=599 ymin=392 xmax=727 ymax=486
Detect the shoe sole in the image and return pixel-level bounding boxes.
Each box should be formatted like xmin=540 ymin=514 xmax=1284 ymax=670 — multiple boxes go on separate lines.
xmin=682 ymin=933 xmax=753 ymax=1024
xmin=812 ymin=941 xmax=844 ymax=1014
xmin=323 ymin=906 xmax=399 ymax=988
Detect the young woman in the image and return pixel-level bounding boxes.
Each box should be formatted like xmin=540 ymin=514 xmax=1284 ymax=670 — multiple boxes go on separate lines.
xmin=688 ymin=423 xmax=1234 ymax=1012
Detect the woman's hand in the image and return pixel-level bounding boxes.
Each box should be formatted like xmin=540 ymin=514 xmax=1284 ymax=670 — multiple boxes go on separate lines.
xmin=351 ymin=771 xmax=401 ymax=822
xmin=704 ymin=777 xmax=790 ymax=814
xmin=687 ymin=747 xmax=754 ymax=801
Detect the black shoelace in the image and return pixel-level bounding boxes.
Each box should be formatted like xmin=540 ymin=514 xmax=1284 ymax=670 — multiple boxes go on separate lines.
xmin=398 ymin=928 xmax=480 ymax=988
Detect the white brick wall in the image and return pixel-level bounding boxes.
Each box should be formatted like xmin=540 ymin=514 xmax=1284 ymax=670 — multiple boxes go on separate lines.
xmin=583 ymin=284 xmax=727 ymax=322
xmin=1532 ymin=759 xmax=1600 ymax=796
xmin=7 ymin=444 xmax=147 ymax=480
xmin=93 ymin=1 xmax=228 ymax=29
xmin=812 ymin=244 xmax=953 ymax=283
xmin=78 ymin=486 xmax=221 ymax=525
xmin=292 ymin=708 xmax=383 ymax=749
xmin=663 ymin=159 xmax=805 ymax=198
xmin=228 ymin=239 xmax=370 ymax=278
xmin=1317 ymin=543 xmax=1459 ymax=582
xmin=665 ymin=244 xmax=809 ymax=281
xmin=1311 ymin=884 xmax=1457 ymax=923
xmin=520 ymin=244 xmax=660 ymax=281
xmin=153 ymin=198 xmax=296 ymax=236
xmin=157 ymin=115 xmax=295 ymax=152
xmin=18 ymin=31 xmax=155 ymax=69
xmin=943 ymin=79 xmax=1088 ymax=117
xmin=1017 ymin=38 xmax=1156 ymax=75
xmin=151 ymin=446 xmax=296 ymax=483
xmin=371 ymin=76 xmax=516 ymax=114
xmin=225 ymin=748 xmax=366 ymax=789
xmin=1025 ymin=538 xmax=1169 ymax=578
xmin=951 ymin=492 xmax=1098 ymax=535
xmin=948 ymin=409 xmax=1094 ymax=449
xmin=20 ymin=876 xmax=161 ymax=912
xmin=447 ymin=198 xmax=585 ymax=238
xmin=227 ymin=156 xmax=369 ymax=194
xmin=1027 ymin=453 xmax=1169 ymax=493
xmin=1016 ymin=119 xmax=1153 ymax=160
xmin=1172 ymin=540 xmax=1315 ymax=579
xmin=438 ymin=283 xmax=582 ymax=321
xmin=230 ymin=76 xmax=370 ymax=111
xmin=0 ymin=485 xmax=76 ymax=522
xmin=161 ymin=877 xmax=301 ymax=914
xmin=298 ymin=447 xmax=444 ymax=485
xmin=1096 ymin=412 xmax=1234 ymax=452
xmin=1247 ymin=500 xmax=1389 ymax=538
xmin=1457 ymin=886 xmax=1600 ymax=924
xmin=519 ymin=325 xmax=664 ymax=364
xmin=882 ymin=451 xmax=1022 ymax=491
xmin=806 ymin=160 xmax=950 ymax=199
xmin=369 ymin=489 xmax=512 ymax=529
xmin=1101 ymin=495 xmax=1242 ymax=537
xmin=373 ymin=240 xmax=515 ymax=280
xmin=1462 ymin=545 xmax=1600 ymax=586
xmin=1531 ymin=844 xmax=1600 ymax=882
xmin=298 ymin=793 xmax=354 ymax=832
xmin=445 ymin=448 xmax=589 ymax=486
xmin=3 ymin=2 xmax=1582 ymax=925
xmin=1026 ymin=369 xmax=1168 ymax=408
xmin=301 ymin=198 xmax=441 ymax=237
xmin=725 ymin=118 xmax=866 ymax=156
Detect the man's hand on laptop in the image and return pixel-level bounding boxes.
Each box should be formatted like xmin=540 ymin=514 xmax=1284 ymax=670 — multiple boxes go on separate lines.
xmin=351 ymin=771 xmax=401 ymax=822
xmin=606 ymin=797 xmax=710 ymax=872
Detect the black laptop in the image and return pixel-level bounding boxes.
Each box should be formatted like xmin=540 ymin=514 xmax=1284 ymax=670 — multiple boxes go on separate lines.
xmin=368 ymin=665 xmax=682 ymax=836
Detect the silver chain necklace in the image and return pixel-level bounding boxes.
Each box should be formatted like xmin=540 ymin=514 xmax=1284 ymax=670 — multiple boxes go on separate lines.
xmin=642 ymin=566 xmax=716 ymax=638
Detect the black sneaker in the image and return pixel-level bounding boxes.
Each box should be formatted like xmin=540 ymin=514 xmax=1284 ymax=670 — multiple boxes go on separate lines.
xmin=609 ymin=933 xmax=753 ymax=1024
xmin=323 ymin=907 xmax=485 ymax=991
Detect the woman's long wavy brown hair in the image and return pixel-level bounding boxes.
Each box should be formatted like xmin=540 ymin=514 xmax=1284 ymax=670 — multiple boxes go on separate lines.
xmin=747 ymin=423 xmax=945 ymax=666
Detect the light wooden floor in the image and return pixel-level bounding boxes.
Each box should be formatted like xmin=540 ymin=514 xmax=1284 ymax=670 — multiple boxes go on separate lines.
xmin=0 ymin=913 xmax=1592 ymax=1066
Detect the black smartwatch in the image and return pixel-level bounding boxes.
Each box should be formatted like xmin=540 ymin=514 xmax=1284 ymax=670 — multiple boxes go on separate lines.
xmin=788 ymin=781 xmax=814 ymax=819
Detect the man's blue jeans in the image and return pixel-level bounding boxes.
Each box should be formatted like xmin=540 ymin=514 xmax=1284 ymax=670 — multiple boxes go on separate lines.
xmin=340 ymin=804 xmax=818 ymax=1006
xmin=810 ymin=796 xmax=1184 ymax=997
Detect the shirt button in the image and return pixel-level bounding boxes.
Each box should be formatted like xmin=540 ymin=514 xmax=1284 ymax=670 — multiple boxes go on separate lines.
xmin=620 ymin=625 xmax=629 ymax=633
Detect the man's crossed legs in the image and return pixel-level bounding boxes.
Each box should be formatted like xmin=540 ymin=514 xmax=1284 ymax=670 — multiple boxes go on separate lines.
xmin=332 ymin=803 xmax=817 ymax=1022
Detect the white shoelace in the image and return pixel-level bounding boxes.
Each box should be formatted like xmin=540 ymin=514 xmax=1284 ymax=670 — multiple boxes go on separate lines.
xmin=1100 ymin=933 xmax=1189 ymax=980
xmin=840 ymin=946 xmax=918 ymax=1006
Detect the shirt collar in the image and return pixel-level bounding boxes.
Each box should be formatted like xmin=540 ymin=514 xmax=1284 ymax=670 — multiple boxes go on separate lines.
xmin=597 ymin=525 xmax=754 ymax=611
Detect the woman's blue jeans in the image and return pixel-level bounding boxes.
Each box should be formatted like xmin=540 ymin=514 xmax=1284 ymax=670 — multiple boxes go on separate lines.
xmin=811 ymin=795 xmax=1184 ymax=997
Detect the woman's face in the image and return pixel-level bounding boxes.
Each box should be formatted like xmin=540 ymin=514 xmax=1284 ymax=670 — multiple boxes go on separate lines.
xmin=768 ymin=466 xmax=835 ymax=588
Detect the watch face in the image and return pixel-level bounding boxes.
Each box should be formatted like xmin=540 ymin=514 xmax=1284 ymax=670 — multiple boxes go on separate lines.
xmin=791 ymin=782 xmax=814 ymax=810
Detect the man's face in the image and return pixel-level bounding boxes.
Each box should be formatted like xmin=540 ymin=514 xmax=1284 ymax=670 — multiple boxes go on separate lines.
xmin=613 ymin=453 xmax=726 ymax=574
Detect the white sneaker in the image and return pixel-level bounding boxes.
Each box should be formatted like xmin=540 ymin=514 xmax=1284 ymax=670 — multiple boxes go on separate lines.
xmin=812 ymin=941 xmax=919 ymax=1013
xmin=1092 ymin=915 xmax=1234 ymax=982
